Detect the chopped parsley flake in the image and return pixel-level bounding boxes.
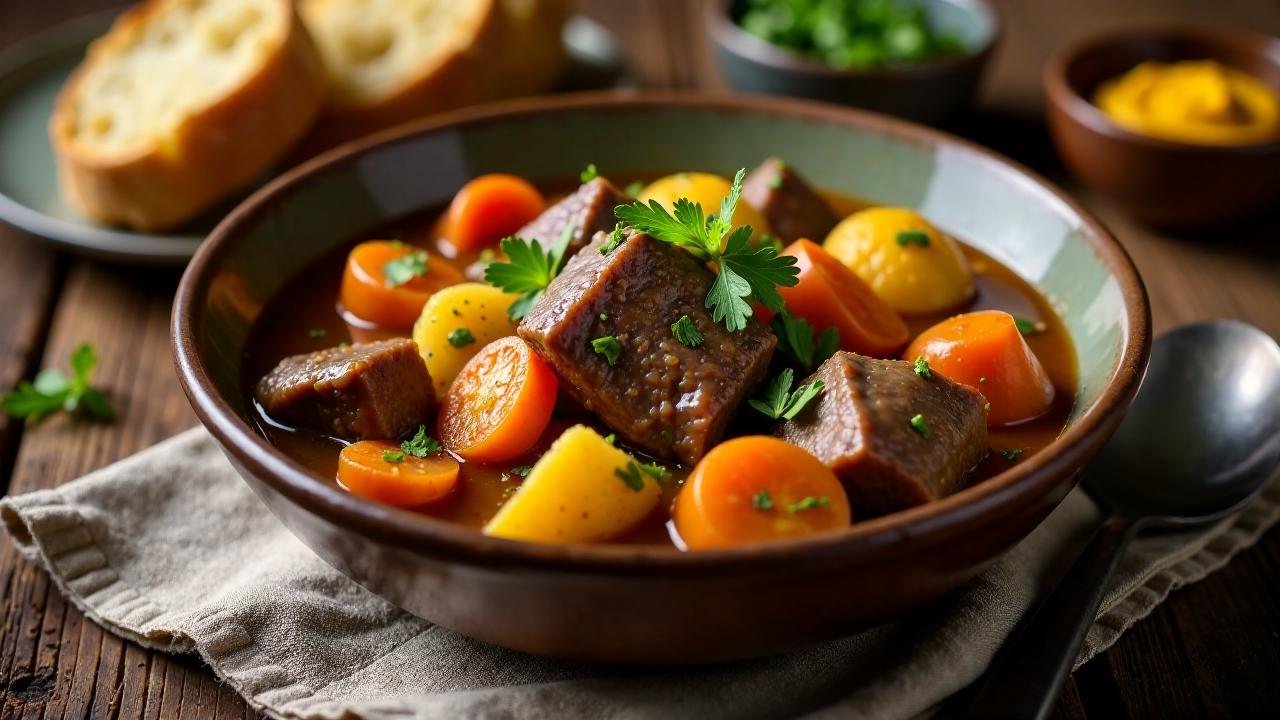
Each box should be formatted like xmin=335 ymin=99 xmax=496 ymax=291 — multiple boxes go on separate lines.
xmin=671 ymin=315 xmax=705 ymax=348
xmin=447 ymin=328 xmax=476 ymax=348
xmin=401 ymin=425 xmax=442 ymax=457
xmin=383 ymin=250 xmax=429 ymax=287
xmin=639 ymin=461 xmax=669 ymax=482
xmin=908 ymin=413 xmax=930 ymax=438
xmin=895 ymin=230 xmax=931 ymax=248
xmin=615 ymin=461 xmax=645 ymax=492
xmin=752 ymin=490 xmax=774 ymax=511
xmin=580 ymin=163 xmax=599 ymax=182
xmin=599 ymin=224 xmax=626 ymax=255
xmin=603 ymin=433 xmax=616 ymax=445
xmin=787 ymin=496 xmax=830 ymax=513
xmin=913 ymin=356 xmax=932 ymax=379
xmin=382 ymin=449 xmax=406 ymax=463
xmin=591 ymin=336 xmax=622 ymax=366
xmin=338 ymin=341 xmax=352 ymax=349
xmin=599 ymin=312 xmax=608 ymax=321
xmin=767 ymin=174 xmax=783 ymax=190
xmin=510 ymin=464 xmax=533 ymax=477
xmin=748 ymin=367 xmax=824 ymax=420
xmin=999 ymin=448 xmax=1025 ymax=461
xmin=308 ymin=328 xmax=327 ymax=339
xmin=1015 ymin=317 xmax=1043 ymax=336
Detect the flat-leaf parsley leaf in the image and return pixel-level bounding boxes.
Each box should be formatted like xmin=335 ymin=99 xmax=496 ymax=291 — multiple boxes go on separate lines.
xmin=2 ymin=343 xmax=113 ymax=423
xmin=748 ymin=367 xmax=824 ymax=420
xmin=671 ymin=315 xmax=704 ymax=348
xmin=771 ymin=310 xmax=839 ymax=371
xmin=484 ymin=222 xmax=576 ymax=320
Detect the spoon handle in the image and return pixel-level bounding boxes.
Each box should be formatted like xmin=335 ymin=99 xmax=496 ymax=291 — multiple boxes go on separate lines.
xmin=961 ymin=514 xmax=1139 ymax=720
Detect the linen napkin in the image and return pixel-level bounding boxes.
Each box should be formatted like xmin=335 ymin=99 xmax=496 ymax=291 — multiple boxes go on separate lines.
xmin=2 ymin=429 xmax=1277 ymax=720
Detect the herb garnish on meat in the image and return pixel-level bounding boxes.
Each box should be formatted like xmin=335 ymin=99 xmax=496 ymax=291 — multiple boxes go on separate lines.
xmin=591 ymin=336 xmax=622 ymax=366
xmin=748 ymin=367 xmax=824 ymax=420
xmin=913 ymin=356 xmax=932 ymax=379
xmin=671 ymin=315 xmax=705 ymax=348
xmin=615 ymin=169 xmax=800 ymax=332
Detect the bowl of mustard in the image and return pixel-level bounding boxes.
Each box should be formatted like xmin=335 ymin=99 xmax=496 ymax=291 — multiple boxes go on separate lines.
xmin=1045 ymin=24 xmax=1280 ymax=228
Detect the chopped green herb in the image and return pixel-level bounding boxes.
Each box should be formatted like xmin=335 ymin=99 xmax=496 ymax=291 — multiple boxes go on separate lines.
xmin=999 ymin=448 xmax=1025 ymax=461
xmin=484 ymin=223 xmax=576 ymax=320
xmin=447 ymin=328 xmax=476 ymax=348
xmin=752 ymin=490 xmax=774 ymax=511
xmin=913 ymin=356 xmax=932 ymax=379
xmin=591 ymin=335 xmax=622 ymax=366
xmin=401 ymin=425 xmax=442 ymax=457
xmin=599 ymin=223 xmax=626 ymax=255
xmin=510 ymin=464 xmax=533 ymax=477
xmin=624 ymin=180 xmax=646 ymax=198
xmin=615 ymin=462 xmax=645 ymax=492
xmin=615 ymin=169 xmax=799 ymax=332
xmin=599 ymin=312 xmax=608 ymax=321
xmin=1015 ymin=317 xmax=1043 ymax=336
xmin=767 ymin=174 xmax=783 ymax=190
xmin=639 ymin=461 xmax=669 ymax=482
xmin=383 ymin=250 xmax=429 ymax=287
xmin=308 ymin=328 xmax=327 ymax=339
xmin=382 ymin=449 xmax=406 ymax=463
xmin=603 ymin=433 xmax=616 ymax=445
xmin=895 ymin=230 xmax=931 ymax=248
xmin=772 ymin=310 xmax=839 ymax=372
xmin=580 ymin=163 xmax=599 ymax=182
xmin=908 ymin=413 xmax=930 ymax=438
xmin=2 ymin=343 xmax=113 ymax=423
xmin=671 ymin=315 xmax=705 ymax=348
xmin=787 ymin=496 xmax=831 ymax=513
xmin=748 ymin=367 xmax=825 ymax=420
xmin=338 ymin=341 xmax=352 ymax=349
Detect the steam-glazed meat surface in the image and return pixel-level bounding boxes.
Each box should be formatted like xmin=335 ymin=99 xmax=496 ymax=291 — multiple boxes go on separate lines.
xmin=778 ymin=351 xmax=988 ymax=515
xmin=518 ymin=232 xmax=776 ymax=464
xmin=743 ymin=157 xmax=839 ymax=242
xmin=255 ymin=338 xmax=434 ymax=441
xmin=516 ymin=177 xmax=630 ymax=258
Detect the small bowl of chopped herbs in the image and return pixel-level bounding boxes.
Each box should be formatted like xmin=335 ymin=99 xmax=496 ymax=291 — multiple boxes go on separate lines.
xmin=706 ymin=0 xmax=1000 ymax=124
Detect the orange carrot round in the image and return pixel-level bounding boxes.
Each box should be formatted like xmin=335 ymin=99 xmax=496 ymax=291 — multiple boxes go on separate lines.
xmin=770 ymin=239 xmax=910 ymax=356
xmin=905 ymin=310 xmax=1056 ymax=425
xmin=438 ymin=336 xmax=558 ymax=462
xmin=445 ymin=174 xmax=547 ymax=253
xmin=339 ymin=240 xmax=465 ymax=329
xmin=674 ymin=436 xmax=851 ymax=550
xmin=337 ymin=440 xmax=460 ymax=507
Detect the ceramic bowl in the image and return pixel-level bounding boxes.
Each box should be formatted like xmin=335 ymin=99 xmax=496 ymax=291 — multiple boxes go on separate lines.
xmin=705 ymin=0 xmax=999 ymax=124
xmin=173 ymin=93 xmax=1149 ymax=664
xmin=1045 ymin=25 xmax=1280 ymax=228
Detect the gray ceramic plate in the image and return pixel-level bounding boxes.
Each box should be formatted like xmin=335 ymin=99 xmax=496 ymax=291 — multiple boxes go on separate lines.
xmin=0 ymin=8 xmax=626 ymax=265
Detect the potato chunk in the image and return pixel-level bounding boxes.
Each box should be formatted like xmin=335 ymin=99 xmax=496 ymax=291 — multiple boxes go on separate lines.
xmin=483 ymin=425 xmax=662 ymax=544
xmin=412 ymin=283 xmax=518 ymax=397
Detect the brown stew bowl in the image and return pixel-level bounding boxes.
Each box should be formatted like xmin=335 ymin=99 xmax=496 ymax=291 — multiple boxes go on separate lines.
xmin=173 ymin=93 xmax=1150 ymax=664
xmin=1045 ymin=25 xmax=1280 ymax=228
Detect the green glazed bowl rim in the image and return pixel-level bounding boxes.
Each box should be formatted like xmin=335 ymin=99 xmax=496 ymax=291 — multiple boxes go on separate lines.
xmin=173 ymin=92 xmax=1151 ymax=575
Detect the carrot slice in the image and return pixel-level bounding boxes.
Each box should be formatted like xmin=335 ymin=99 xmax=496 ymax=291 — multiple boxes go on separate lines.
xmin=337 ymin=440 xmax=460 ymax=507
xmin=905 ymin=310 xmax=1056 ymax=425
xmin=437 ymin=336 xmax=558 ymax=462
xmin=770 ymin=239 xmax=910 ymax=356
xmin=445 ymin=174 xmax=547 ymax=253
xmin=674 ymin=436 xmax=851 ymax=550
xmin=339 ymin=240 xmax=465 ymax=329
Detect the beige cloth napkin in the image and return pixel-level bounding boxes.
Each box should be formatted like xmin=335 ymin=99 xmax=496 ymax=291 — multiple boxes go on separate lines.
xmin=2 ymin=428 xmax=1277 ymax=720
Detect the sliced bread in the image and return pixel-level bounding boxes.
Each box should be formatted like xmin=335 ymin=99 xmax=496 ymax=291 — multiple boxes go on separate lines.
xmin=50 ymin=0 xmax=327 ymax=231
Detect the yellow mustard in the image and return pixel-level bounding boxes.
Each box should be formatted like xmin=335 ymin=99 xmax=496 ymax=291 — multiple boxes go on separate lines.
xmin=1094 ymin=60 xmax=1280 ymax=145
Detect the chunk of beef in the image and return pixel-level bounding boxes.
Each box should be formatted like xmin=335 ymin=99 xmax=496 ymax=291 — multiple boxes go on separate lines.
xmin=516 ymin=177 xmax=629 ymax=259
xmin=518 ymin=232 xmax=776 ymax=464
xmin=255 ymin=338 xmax=434 ymax=441
xmin=742 ymin=157 xmax=839 ymax=243
xmin=778 ymin=352 xmax=988 ymax=515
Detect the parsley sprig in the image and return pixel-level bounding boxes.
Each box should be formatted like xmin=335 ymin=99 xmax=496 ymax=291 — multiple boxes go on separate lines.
xmin=402 ymin=425 xmax=442 ymax=457
xmin=615 ymin=169 xmax=799 ymax=332
xmin=772 ymin=310 xmax=839 ymax=372
xmin=748 ymin=368 xmax=824 ymax=420
xmin=3 ymin=344 xmax=113 ymax=423
xmin=484 ymin=223 xmax=576 ymax=320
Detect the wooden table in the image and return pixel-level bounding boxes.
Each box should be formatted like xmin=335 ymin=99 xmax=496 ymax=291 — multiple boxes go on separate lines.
xmin=1 ymin=0 xmax=1277 ymax=717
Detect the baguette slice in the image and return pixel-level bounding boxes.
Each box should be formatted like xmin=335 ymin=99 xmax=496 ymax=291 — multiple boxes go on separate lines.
xmin=298 ymin=0 xmax=568 ymax=152
xmin=50 ymin=0 xmax=327 ymax=231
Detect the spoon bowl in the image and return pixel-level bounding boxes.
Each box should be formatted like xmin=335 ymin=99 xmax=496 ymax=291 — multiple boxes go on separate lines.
xmin=1085 ymin=320 xmax=1280 ymax=524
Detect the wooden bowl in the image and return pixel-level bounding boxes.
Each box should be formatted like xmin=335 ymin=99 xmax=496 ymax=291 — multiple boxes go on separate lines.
xmin=172 ymin=93 xmax=1150 ymax=664
xmin=1045 ymin=25 xmax=1280 ymax=228
xmin=705 ymin=0 xmax=1000 ymax=124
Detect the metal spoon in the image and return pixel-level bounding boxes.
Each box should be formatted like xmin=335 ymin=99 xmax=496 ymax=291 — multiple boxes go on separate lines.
xmin=963 ymin=320 xmax=1280 ymax=720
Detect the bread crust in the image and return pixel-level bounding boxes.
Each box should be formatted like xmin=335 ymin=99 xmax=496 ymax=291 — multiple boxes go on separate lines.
xmin=49 ymin=0 xmax=328 ymax=232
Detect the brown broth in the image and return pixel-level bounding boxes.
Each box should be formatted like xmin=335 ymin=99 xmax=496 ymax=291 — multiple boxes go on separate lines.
xmin=243 ymin=189 xmax=1078 ymax=546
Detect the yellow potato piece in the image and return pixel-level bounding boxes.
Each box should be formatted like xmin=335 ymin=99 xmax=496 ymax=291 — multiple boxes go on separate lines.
xmin=823 ymin=207 xmax=974 ymax=315
xmin=412 ymin=283 xmax=519 ymax=397
xmin=484 ymin=425 xmax=662 ymax=544
xmin=638 ymin=172 xmax=771 ymax=241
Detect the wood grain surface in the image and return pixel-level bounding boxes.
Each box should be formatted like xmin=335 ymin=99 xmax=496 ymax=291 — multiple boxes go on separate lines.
xmin=1 ymin=1 xmax=1277 ymax=718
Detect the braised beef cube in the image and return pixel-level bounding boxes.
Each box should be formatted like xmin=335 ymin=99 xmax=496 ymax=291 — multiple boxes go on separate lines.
xmin=516 ymin=177 xmax=629 ymax=259
xmin=742 ymin=157 xmax=839 ymax=243
xmin=778 ymin=352 xmax=988 ymax=515
xmin=255 ymin=338 xmax=434 ymax=441
xmin=518 ymin=232 xmax=776 ymax=464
